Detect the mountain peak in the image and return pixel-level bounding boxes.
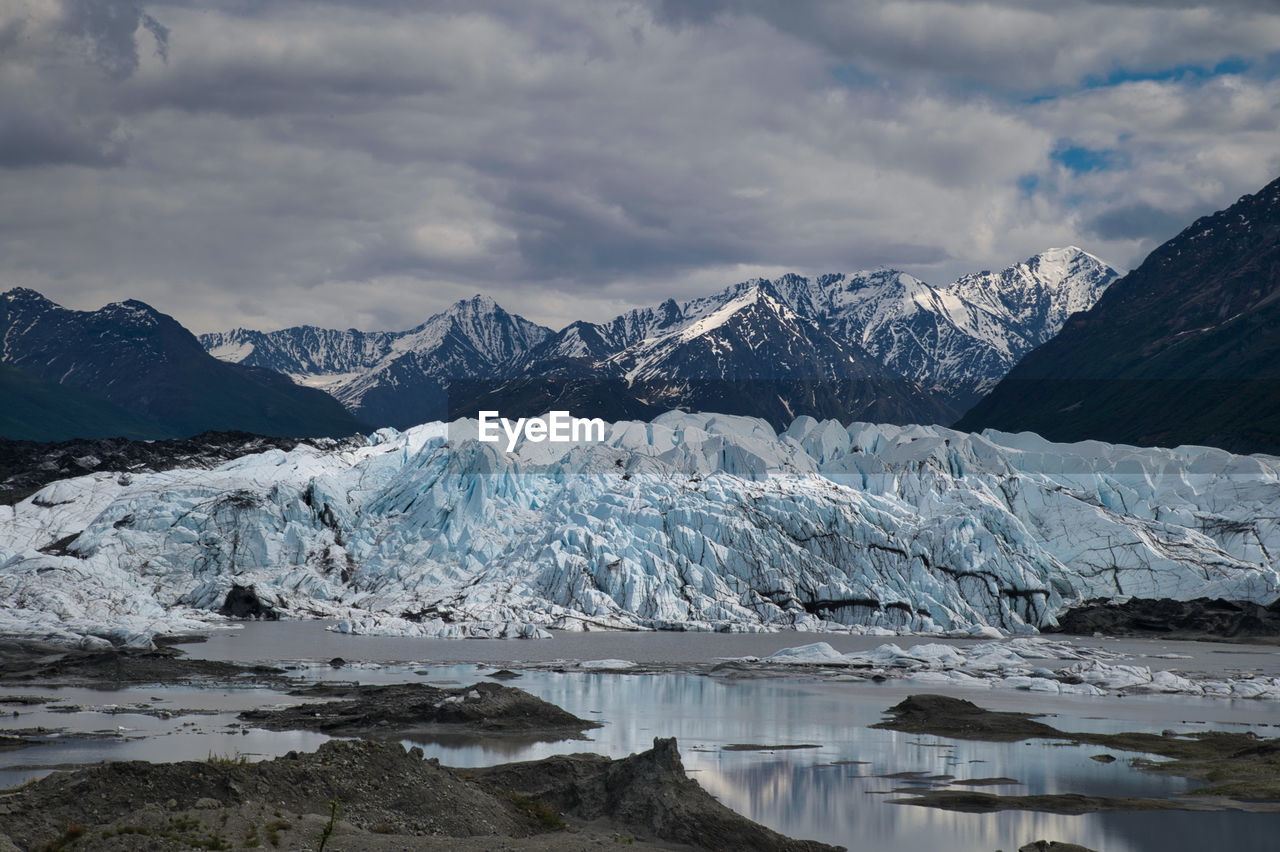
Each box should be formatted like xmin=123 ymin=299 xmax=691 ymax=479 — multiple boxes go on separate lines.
xmin=947 ymin=246 xmax=1117 ymax=322
xmin=100 ymin=299 xmax=166 ymax=326
xmin=1 ymin=289 xmax=363 ymax=440
xmin=451 ymin=293 xmax=500 ymax=313
xmin=1035 ymin=245 xmax=1086 ymax=259
xmin=1022 ymin=246 xmax=1112 ymax=286
xmin=2 ymin=287 xmax=58 ymax=308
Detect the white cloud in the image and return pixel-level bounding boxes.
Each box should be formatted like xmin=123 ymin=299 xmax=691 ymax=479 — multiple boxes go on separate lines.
xmin=0 ymin=0 xmax=1277 ymax=333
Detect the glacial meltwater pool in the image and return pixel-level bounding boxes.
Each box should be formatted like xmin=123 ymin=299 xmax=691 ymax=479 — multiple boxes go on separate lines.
xmin=4 ymin=622 xmax=1280 ymax=852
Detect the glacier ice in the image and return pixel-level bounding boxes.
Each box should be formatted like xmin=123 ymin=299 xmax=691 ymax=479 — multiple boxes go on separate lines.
xmin=1 ymin=412 xmax=1278 ymax=648
xmin=749 ymin=638 xmax=1280 ymax=700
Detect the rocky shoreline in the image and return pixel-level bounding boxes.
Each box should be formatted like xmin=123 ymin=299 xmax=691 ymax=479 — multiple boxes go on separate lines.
xmin=0 ymin=640 xmax=841 ymax=851
xmin=3 ymin=639 xmax=1279 ymax=850
xmin=874 ymin=694 xmax=1280 ymax=813
xmin=0 ymin=736 xmax=838 ymax=851
xmin=238 ymin=681 xmax=601 ymax=740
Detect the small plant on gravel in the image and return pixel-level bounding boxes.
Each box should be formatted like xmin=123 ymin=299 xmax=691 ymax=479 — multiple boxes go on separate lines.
xmin=316 ymin=798 xmax=341 ymax=852
xmin=207 ymin=750 xmax=249 ymax=765
xmin=170 ymin=815 xmax=201 ymax=832
xmin=266 ymin=813 xmax=293 ymax=844
xmin=38 ymin=823 xmax=86 ymax=851
xmin=507 ymin=793 xmax=565 ymax=830
xmin=264 ymin=817 xmax=291 ymax=847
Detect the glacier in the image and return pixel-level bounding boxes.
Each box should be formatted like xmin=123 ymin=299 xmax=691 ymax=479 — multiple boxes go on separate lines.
xmin=741 ymin=639 xmax=1280 ymax=700
xmin=1 ymin=412 xmax=1277 ymax=649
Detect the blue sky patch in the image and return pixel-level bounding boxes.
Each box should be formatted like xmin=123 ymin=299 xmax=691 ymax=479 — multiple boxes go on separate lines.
xmin=829 ymin=62 xmax=878 ymax=89
xmin=1051 ymin=143 xmax=1122 ymax=174
xmin=1086 ymin=57 xmax=1249 ymax=89
xmin=1023 ymin=55 xmax=1271 ymax=105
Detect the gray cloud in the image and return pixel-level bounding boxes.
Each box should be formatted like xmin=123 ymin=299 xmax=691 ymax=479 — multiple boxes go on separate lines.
xmin=0 ymin=106 xmax=127 ymax=169
xmin=1084 ymin=202 xmax=1199 ymax=242
xmin=0 ymin=0 xmax=1278 ymax=334
xmin=0 ymin=0 xmax=170 ymax=170
xmin=61 ymin=0 xmax=169 ymax=80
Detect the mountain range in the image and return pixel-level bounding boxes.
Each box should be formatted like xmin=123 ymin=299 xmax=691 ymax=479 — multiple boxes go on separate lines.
xmin=0 ymin=289 xmax=364 ymax=441
xmin=202 ymin=247 xmax=1116 ymax=430
xmin=960 ymin=175 xmax=1280 ymax=454
xmin=9 ymin=168 xmax=1280 ymax=454
xmin=201 ymin=295 xmax=551 ymax=430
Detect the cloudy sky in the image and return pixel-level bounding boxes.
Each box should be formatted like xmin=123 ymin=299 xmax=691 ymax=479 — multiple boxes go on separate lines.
xmin=3 ymin=0 xmax=1279 ymax=334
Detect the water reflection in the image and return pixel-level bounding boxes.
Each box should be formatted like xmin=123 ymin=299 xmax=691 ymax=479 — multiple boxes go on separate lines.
xmin=0 ymin=683 xmax=326 ymax=788
xmin=396 ymin=668 xmax=1279 ymax=852
xmin=4 ymin=666 xmax=1279 ymax=851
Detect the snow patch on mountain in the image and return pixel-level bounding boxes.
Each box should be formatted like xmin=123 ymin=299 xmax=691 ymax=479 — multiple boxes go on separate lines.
xmin=526 ymin=248 xmax=1117 ymax=405
xmin=1 ymin=412 xmax=1275 ymax=648
xmin=197 ymin=249 xmax=1116 ymax=428
xmin=946 ymin=246 xmax=1115 ymax=352
xmin=199 ymin=296 xmax=552 ymax=423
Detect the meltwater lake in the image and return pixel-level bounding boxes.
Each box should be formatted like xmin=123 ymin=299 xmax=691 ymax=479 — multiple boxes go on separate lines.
xmin=5 ymin=621 xmax=1280 ymax=852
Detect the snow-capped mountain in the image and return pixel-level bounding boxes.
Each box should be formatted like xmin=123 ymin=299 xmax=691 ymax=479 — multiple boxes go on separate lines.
xmin=201 ymin=249 xmax=1114 ymax=431
xmin=786 ymin=247 xmax=1114 ymax=401
xmin=456 ymin=280 xmax=958 ymax=428
xmin=947 ymin=246 xmax=1117 ymax=348
xmin=609 ymin=284 xmax=854 ymax=383
xmin=601 ymin=282 xmax=956 ymax=427
xmin=769 ymin=268 xmax=1019 ymax=404
xmin=2 ymin=412 xmax=1276 ymax=648
xmin=502 ymin=247 xmax=1116 ymax=416
xmin=200 ymin=296 xmax=553 ymax=429
xmin=0 ymin=288 xmax=363 ymax=441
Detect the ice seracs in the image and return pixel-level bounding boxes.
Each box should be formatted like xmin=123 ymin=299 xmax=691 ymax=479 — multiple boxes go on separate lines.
xmin=746 ymin=637 xmax=1280 ymax=701
xmin=1 ymin=412 xmax=1276 ymax=649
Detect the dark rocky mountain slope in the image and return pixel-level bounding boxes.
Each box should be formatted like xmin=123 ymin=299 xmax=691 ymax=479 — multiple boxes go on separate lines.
xmin=959 ymin=175 xmax=1280 ymax=454
xmin=1 ymin=289 xmax=365 ymax=441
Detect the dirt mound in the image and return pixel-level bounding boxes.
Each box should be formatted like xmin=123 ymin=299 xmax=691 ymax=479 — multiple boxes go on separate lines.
xmin=877 ymin=694 xmax=1280 ymax=812
xmin=0 ymin=641 xmax=286 ymax=688
xmin=0 ymin=738 xmax=843 ymax=852
xmin=480 ymin=736 xmax=836 ymax=852
xmin=239 ymin=681 xmax=600 ymax=739
xmin=1049 ymin=596 xmax=1280 ymax=642
xmin=872 ymin=694 xmax=1061 ymax=742
xmin=218 ymin=583 xmax=279 ymax=620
